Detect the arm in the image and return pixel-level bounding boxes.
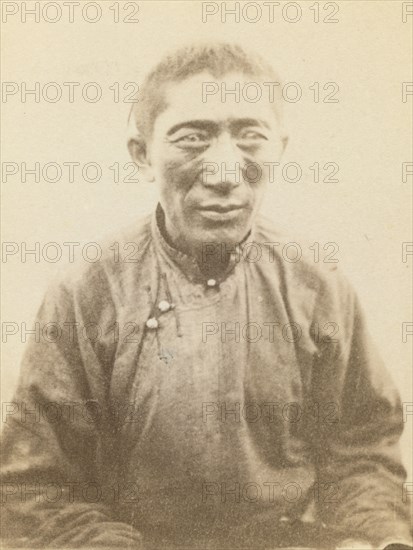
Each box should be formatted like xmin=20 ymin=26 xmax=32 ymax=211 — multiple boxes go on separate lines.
xmin=311 ymin=277 xmax=412 ymax=546
xmin=0 ymin=274 xmax=143 ymax=548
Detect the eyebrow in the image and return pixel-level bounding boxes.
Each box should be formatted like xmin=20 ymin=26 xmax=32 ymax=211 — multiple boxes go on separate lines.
xmin=166 ymin=118 xmax=270 ymax=136
xmin=230 ymin=118 xmax=271 ymax=132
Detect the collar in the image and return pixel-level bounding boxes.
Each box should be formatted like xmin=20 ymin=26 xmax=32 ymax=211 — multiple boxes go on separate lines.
xmin=151 ymin=203 xmax=256 ymax=285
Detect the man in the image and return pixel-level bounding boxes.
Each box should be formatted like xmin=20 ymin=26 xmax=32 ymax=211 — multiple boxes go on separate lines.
xmin=1 ymin=43 xmax=412 ymax=549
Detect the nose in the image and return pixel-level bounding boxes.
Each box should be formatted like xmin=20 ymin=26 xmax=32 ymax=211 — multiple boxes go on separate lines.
xmin=201 ymin=133 xmax=243 ymax=192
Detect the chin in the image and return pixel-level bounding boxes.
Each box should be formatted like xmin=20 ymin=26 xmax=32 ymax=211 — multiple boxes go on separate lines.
xmin=193 ymin=229 xmax=245 ymax=249
xmin=196 ymin=220 xmax=250 ymax=242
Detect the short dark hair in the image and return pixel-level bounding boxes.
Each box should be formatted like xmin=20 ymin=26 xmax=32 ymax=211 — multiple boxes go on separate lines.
xmin=129 ymin=42 xmax=282 ymax=141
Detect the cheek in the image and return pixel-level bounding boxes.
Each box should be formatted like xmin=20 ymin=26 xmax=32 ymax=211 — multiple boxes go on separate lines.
xmin=157 ymin=153 xmax=202 ymax=191
xmin=158 ymin=158 xmax=202 ymax=220
xmin=251 ymin=145 xmax=282 ymax=183
xmin=248 ymin=177 xmax=268 ymax=212
xmin=255 ymin=183 xmax=268 ymax=205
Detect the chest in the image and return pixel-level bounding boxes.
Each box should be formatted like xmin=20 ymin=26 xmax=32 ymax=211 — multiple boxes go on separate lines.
xmin=110 ymin=265 xmax=316 ymax=456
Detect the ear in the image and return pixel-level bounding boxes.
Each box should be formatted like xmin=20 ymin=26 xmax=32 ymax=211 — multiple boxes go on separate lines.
xmin=127 ymin=119 xmax=155 ymax=182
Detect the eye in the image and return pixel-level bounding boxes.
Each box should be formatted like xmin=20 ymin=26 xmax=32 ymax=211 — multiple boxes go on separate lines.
xmin=179 ymin=133 xmax=205 ymax=143
xmin=169 ymin=131 xmax=210 ymax=149
xmin=237 ymin=129 xmax=268 ymax=142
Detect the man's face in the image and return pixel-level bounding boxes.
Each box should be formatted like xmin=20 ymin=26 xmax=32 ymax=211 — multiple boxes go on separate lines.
xmin=146 ymin=71 xmax=286 ymax=256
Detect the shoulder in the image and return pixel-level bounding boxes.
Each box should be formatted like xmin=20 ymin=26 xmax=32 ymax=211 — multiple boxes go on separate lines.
xmin=47 ymin=213 xmax=154 ymax=305
xmin=254 ymin=215 xmax=355 ymax=316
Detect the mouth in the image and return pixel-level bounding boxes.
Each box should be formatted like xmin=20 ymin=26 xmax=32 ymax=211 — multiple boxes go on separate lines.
xmin=197 ymin=204 xmax=245 ymax=213
xmin=196 ymin=204 xmax=246 ymax=222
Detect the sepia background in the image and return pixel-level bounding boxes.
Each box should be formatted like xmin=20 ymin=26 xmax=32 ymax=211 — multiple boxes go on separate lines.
xmin=1 ymin=0 xmax=412 ymax=481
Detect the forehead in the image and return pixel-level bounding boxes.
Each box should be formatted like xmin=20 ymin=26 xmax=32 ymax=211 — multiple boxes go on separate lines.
xmin=154 ymin=71 xmax=280 ymax=132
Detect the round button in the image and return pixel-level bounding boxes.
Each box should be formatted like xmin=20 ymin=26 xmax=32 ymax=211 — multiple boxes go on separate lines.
xmin=207 ymin=278 xmax=217 ymax=287
xmin=158 ymin=300 xmax=171 ymax=312
xmin=146 ymin=318 xmax=158 ymax=329
xmin=279 ymin=515 xmax=290 ymax=523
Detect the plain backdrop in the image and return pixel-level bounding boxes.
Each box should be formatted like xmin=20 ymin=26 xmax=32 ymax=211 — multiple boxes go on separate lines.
xmin=1 ymin=1 xmax=412 ymax=479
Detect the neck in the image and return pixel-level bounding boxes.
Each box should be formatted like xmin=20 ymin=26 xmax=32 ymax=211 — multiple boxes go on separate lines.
xmin=156 ymin=204 xmax=247 ymax=278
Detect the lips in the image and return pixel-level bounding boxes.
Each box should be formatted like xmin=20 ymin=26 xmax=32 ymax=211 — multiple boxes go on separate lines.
xmin=195 ymin=203 xmax=247 ymax=223
xmin=197 ymin=204 xmax=245 ymax=213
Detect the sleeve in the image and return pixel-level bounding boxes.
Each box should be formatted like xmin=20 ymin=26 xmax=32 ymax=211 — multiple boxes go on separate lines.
xmin=310 ymin=274 xmax=412 ymax=546
xmin=0 ymin=274 xmax=144 ymax=548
